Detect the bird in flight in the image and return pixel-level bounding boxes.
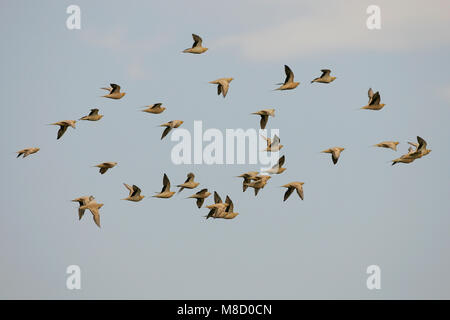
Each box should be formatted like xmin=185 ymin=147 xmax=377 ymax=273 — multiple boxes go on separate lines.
xmin=160 ymin=120 xmax=184 ymax=140
xmin=361 ymin=88 xmax=385 ymax=110
xmin=252 ymin=109 xmax=275 ymax=129
xmin=321 ymin=147 xmax=345 ymax=165
xmin=177 ymin=172 xmax=199 ymax=193
xmin=311 ymin=69 xmax=336 ymax=84
xmin=153 ymin=174 xmax=175 ymax=198
xmin=236 ymin=171 xmax=259 ymax=192
xmin=72 ymin=195 xmax=95 ymax=220
xmin=93 ymin=162 xmax=117 ymax=175
xmin=244 ymin=174 xmax=272 ymax=196
xmin=79 ymin=200 xmax=104 ymax=228
xmin=187 ymin=188 xmax=211 ymax=208
xmin=209 ymin=78 xmax=234 ymax=98
xmin=264 ymin=155 xmax=286 ymax=174
xmin=392 ymin=136 xmax=431 ymax=165
xmin=182 ymin=34 xmax=208 ymax=54
xmin=205 ymin=192 xmax=229 ymax=219
xmin=275 ymin=65 xmax=299 ymax=90
xmin=79 ymin=108 xmax=103 ymax=121
xmin=261 ymin=134 xmax=283 ymax=152
xmin=373 ymin=141 xmax=399 ymax=151
xmin=101 ymin=83 xmax=126 ymax=100
xmin=142 ymin=103 xmax=166 ymax=114
xmin=122 ymin=183 xmax=145 ymax=202
xmin=281 ymin=182 xmax=305 ymax=201
xmin=16 ymin=147 xmax=40 ymax=158
xmin=49 ymin=120 xmax=76 ymax=140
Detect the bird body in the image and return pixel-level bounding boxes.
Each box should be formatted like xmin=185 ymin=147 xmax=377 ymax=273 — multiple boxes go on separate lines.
xmin=362 ymin=88 xmax=385 ymax=110
xmin=16 ymin=147 xmax=40 ymax=158
xmin=122 ymin=183 xmax=145 ymax=202
xmin=153 ymin=174 xmax=175 ymax=198
xmin=321 ymin=147 xmax=345 ymax=165
xmin=72 ymin=195 xmax=95 ymax=220
xmin=177 ymin=172 xmax=199 ymax=193
xmin=101 ymin=83 xmax=126 ymax=99
xmin=252 ymin=109 xmax=275 ymax=129
xmin=142 ymin=103 xmax=166 ymax=114
xmin=261 ymin=134 xmax=283 ymax=152
xmin=374 ymin=141 xmax=399 ymax=151
xmin=263 ymin=155 xmax=286 ymax=174
xmin=282 ymin=182 xmax=304 ymax=201
xmin=160 ymin=120 xmax=184 ymax=140
xmin=237 ymin=171 xmax=259 ymax=192
xmin=311 ymin=69 xmax=336 ymax=83
xmin=50 ymin=120 xmax=76 ymax=139
xmin=183 ymin=34 xmax=208 ymax=54
xmin=79 ymin=200 xmax=104 ymax=228
xmin=209 ymin=78 xmax=233 ymax=97
xmin=275 ymin=65 xmax=299 ymax=90
xmin=392 ymin=136 xmax=431 ymax=165
xmin=80 ymin=108 xmax=103 ymax=121
xmin=94 ymin=162 xmax=117 ymax=174
xmin=244 ymin=175 xmax=271 ymax=196
xmin=187 ymin=188 xmax=211 ymax=208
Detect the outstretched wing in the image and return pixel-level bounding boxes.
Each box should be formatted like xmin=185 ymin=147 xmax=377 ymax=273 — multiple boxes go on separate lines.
xmin=192 ymin=34 xmax=203 ymax=48
xmin=110 ymin=83 xmax=120 ymax=94
xmin=162 ymin=173 xmax=170 ymax=192
xmin=321 ymin=69 xmax=331 ymax=77
xmin=284 ymin=65 xmax=294 ymax=84
xmin=89 ymin=108 xmax=99 ymax=116
xmin=131 ymin=185 xmax=141 ymax=197
xmin=370 ymin=91 xmax=381 ymax=105
xmin=272 ymin=155 xmax=285 ymax=168
xmin=260 ymin=115 xmax=268 ymax=130
xmin=214 ymin=191 xmax=222 ymax=204
xmin=284 ymin=187 xmax=294 ymax=201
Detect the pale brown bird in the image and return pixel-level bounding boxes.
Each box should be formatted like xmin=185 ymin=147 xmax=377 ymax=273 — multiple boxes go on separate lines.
xmin=252 ymin=109 xmax=275 ymax=129
xmin=244 ymin=175 xmax=272 ymax=196
xmin=261 ymin=134 xmax=283 ymax=152
xmin=205 ymin=192 xmax=229 ymax=219
xmin=177 ymin=172 xmax=199 ymax=193
xmin=209 ymin=78 xmax=234 ymax=98
xmin=153 ymin=173 xmax=175 ymax=198
xmin=49 ymin=120 xmax=76 ymax=140
xmin=321 ymin=147 xmax=345 ymax=165
xmin=275 ymin=65 xmax=299 ymax=90
xmin=160 ymin=120 xmax=184 ymax=140
xmin=72 ymin=195 xmax=95 ymax=220
xmin=142 ymin=103 xmax=166 ymax=114
xmin=392 ymin=136 xmax=431 ymax=165
xmin=407 ymin=136 xmax=431 ymax=158
xmin=16 ymin=147 xmax=40 ymax=158
xmin=101 ymin=83 xmax=126 ymax=99
xmin=236 ymin=171 xmax=259 ymax=192
xmin=361 ymin=88 xmax=385 ymax=110
xmin=122 ymin=183 xmax=145 ymax=202
xmin=282 ymin=182 xmax=304 ymax=201
xmin=79 ymin=200 xmax=104 ymax=228
xmin=93 ymin=162 xmax=117 ymax=175
xmin=210 ymin=196 xmax=238 ymax=220
xmin=373 ymin=141 xmax=399 ymax=151
xmin=182 ymin=34 xmax=208 ymax=54
xmin=187 ymin=188 xmax=211 ymax=208
xmin=80 ymin=108 xmax=103 ymax=121
xmin=264 ymin=155 xmax=286 ymax=174
xmin=311 ymin=69 xmax=336 ymax=83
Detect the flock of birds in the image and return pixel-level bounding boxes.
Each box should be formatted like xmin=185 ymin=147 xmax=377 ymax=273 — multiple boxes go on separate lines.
xmin=16 ymin=34 xmax=432 ymax=228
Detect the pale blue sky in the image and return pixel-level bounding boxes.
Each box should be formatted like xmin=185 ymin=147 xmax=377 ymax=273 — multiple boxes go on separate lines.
xmin=1 ymin=0 xmax=449 ymax=299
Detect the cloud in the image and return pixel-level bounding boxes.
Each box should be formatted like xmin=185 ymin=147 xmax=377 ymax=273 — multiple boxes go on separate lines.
xmin=212 ymin=0 xmax=450 ymax=61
